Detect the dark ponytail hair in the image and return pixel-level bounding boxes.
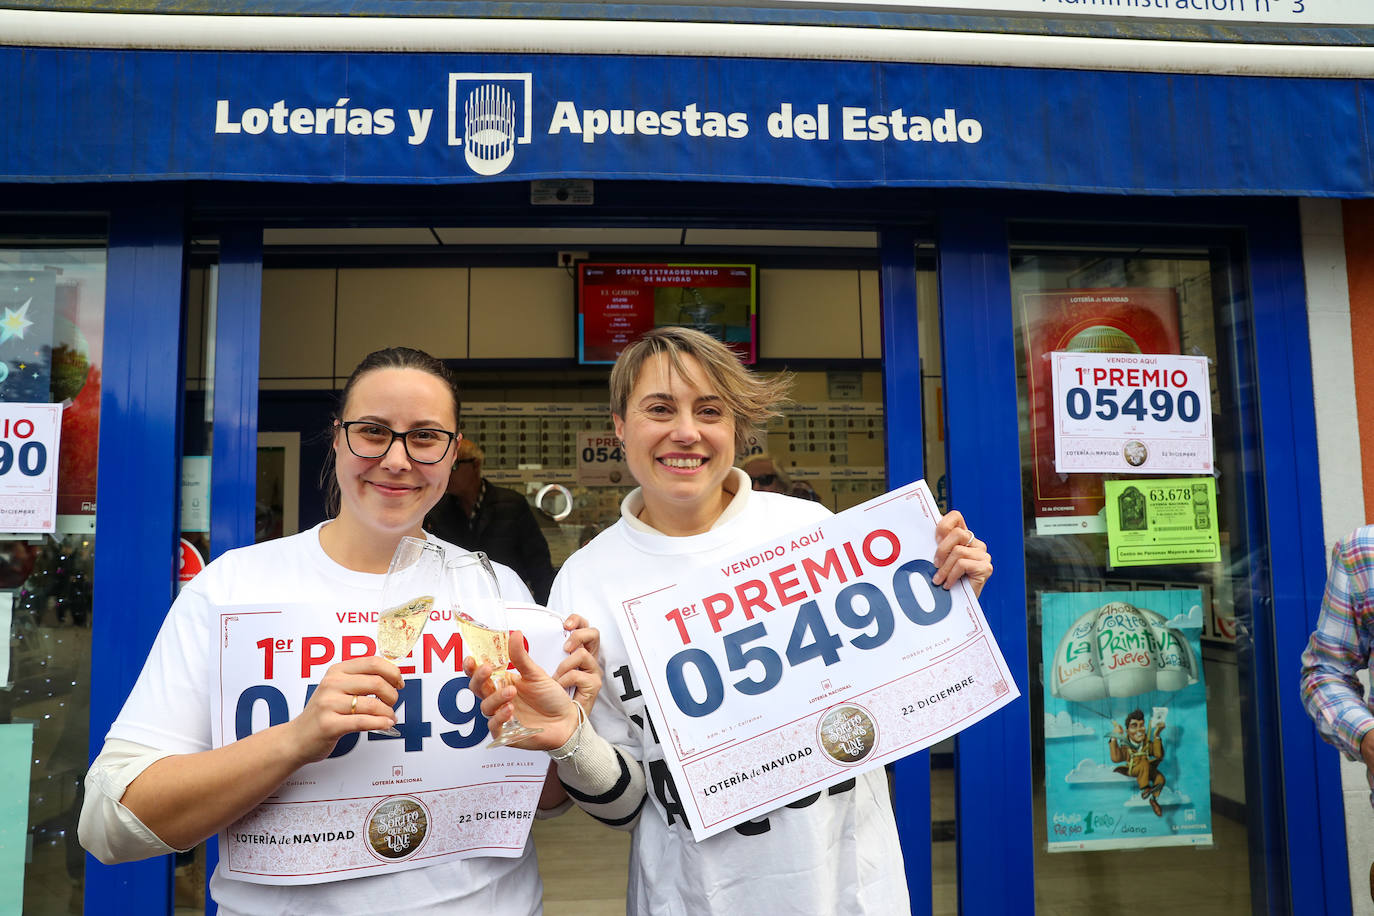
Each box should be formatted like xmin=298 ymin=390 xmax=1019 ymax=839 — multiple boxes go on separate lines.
xmin=321 ymin=347 xmax=462 ymax=517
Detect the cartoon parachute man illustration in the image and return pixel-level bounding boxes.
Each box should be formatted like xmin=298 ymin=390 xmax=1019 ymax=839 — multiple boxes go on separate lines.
xmin=1048 ymin=599 xmax=1201 ymax=815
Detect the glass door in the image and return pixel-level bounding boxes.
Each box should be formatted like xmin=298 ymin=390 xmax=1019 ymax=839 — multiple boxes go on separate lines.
xmin=1010 ymin=231 xmax=1268 ymax=913
xmin=248 ymin=228 xmax=893 ymax=912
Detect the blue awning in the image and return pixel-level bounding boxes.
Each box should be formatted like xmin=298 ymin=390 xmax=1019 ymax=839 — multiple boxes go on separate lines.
xmin=5 ymin=47 xmax=1371 ymax=196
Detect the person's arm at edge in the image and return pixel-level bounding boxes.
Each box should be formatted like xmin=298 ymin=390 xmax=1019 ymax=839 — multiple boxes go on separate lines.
xmin=81 ymin=738 xmax=189 ymax=863
xmin=1300 ymin=531 xmax=1374 ymax=761
xmin=535 ymin=611 xmax=597 ymax=816
xmin=550 ymin=721 xmax=648 ymax=831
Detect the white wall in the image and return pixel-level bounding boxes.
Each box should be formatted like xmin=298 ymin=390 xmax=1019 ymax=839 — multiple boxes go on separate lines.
xmin=256 ymin=264 xmax=882 ymax=389
xmin=1301 ymin=197 xmax=1370 ymax=915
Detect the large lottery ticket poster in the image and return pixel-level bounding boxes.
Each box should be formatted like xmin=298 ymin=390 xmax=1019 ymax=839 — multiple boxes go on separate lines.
xmin=610 ymin=480 xmax=1019 ymax=841
xmin=212 ymin=603 xmax=564 ymax=885
xmin=1021 ymin=288 xmax=1180 ymax=535
xmin=1040 ymin=589 xmax=1213 ymax=852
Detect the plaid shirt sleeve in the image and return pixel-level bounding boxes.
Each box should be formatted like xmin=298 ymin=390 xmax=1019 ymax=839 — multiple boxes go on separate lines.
xmin=1300 ymin=526 xmax=1374 ymax=761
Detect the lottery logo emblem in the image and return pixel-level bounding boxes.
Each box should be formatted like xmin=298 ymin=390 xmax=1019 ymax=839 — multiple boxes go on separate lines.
xmin=366 ymin=795 xmax=430 ymax=861
xmin=447 ymin=73 xmax=533 ymax=176
xmin=818 ymin=704 xmax=878 ymax=766
xmin=1123 ymin=440 xmax=1148 ymax=467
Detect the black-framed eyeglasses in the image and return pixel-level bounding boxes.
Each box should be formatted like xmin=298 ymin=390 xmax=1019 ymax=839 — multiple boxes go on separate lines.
xmin=337 ymin=420 xmax=457 ymax=464
xmin=750 ymin=473 xmax=779 ymax=488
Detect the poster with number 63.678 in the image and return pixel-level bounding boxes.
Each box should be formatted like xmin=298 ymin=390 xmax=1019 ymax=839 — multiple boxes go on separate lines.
xmin=0 ymin=403 xmax=61 ymax=533
xmin=608 ymin=479 xmax=1020 ymax=841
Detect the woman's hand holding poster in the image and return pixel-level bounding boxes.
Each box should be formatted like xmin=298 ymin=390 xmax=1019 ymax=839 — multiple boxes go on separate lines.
xmin=609 ymin=480 xmax=1019 ymax=841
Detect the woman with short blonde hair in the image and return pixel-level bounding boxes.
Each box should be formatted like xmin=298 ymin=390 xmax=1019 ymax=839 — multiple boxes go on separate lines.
xmin=608 ymin=325 xmax=791 ymax=458
xmin=473 ymin=326 xmax=994 ymax=914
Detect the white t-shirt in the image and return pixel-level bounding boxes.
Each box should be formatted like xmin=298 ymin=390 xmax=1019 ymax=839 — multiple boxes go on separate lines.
xmin=549 ymin=481 xmax=912 ymax=916
xmin=104 ymin=523 xmax=543 ymax=916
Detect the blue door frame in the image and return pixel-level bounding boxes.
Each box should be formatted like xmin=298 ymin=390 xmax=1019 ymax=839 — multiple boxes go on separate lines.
xmin=82 ymin=209 xmax=266 ymax=915
xmin=880 ymin=228 xmax=936 ymax=916
xmin=199 ymin=226 xmax=266 ymax=915
xmin=79 ymin=188 xmax=1338 ymax=915
xmin=85 ymin=191 xmax=188 ymax=912
xmin=934 ymin=209 xmax=1036 ymax=915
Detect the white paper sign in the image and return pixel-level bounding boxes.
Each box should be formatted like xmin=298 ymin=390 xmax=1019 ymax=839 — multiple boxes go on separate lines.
xmin=180 ymin=456 xmax=211 ymax=533
xmin=609 ymin=479 xmax=1019 ymax=841
xmin=0 ymin=591 xmax=11 ymax=686
xmin=0 ymin=404 xmax=61 ymax=533
xmin=575 ymin=431 xmax=630 ymax=486
xmin=211 ymin=601 xmax=564 ymax=885
xmin=1050 ymin=352 xmax=1212 ymax=475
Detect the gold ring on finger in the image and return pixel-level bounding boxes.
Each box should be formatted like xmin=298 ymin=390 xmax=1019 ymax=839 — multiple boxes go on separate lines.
xmin=350 ymin=695 xmax=358 ymax=715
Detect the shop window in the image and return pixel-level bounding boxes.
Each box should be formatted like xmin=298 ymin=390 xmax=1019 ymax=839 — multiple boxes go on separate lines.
xmin=0 ymin=243 xmax=107 ymax=915
xmin=1011 ymin=238 xmax=1261 ymax=913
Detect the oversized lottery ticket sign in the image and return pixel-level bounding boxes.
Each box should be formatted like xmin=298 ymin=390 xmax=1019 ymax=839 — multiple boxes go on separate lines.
xmin=212 ymin=603 xmax=564 ymax=884
xmin=575 ymin=431 xmax=630 ymax=486
xmin=610 ymin=480 xmax=1019 ymax=841
xmin=0 ymin=404 xmax=61 ymax=532
xmin=1050 ymin=352 xmax=1212 ymax=475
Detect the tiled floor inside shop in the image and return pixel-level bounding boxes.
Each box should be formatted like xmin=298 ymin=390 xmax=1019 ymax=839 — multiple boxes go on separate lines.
xmin=532 ymin=806 xmax=632 ymax=914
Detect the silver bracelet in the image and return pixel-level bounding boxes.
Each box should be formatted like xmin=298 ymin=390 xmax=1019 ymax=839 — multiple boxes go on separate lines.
xmin=549 ymin=703 xmax=587 ymax=763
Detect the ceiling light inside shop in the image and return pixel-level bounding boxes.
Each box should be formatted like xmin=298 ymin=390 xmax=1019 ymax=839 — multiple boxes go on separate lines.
xmin=261 ymin=226 xmax=880 ymax=248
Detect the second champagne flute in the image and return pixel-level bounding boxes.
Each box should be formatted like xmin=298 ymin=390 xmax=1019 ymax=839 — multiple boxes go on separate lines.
xmin=448 ymin=551 xmax=543 ymax=748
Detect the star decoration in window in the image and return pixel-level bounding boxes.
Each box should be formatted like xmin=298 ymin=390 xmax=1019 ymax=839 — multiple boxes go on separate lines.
xmin=0 ymin=299 xmax=34 ymax=344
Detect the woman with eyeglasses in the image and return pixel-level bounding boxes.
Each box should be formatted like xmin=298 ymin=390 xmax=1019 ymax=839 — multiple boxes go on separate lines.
xmin=469 ymin=327 xmax=992 ymax=915
xmin=79 ymin=347 xmax=599 ymax=916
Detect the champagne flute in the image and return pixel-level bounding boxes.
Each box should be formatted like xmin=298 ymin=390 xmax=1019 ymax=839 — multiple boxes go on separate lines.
xmin=374 ymin=536 xmax=444 ymax=737
xmin=448 ymin=551 xmax=543 ymax=748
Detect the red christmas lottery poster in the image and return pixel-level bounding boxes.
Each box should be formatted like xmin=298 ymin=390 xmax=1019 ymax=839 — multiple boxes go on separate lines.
xmin=1021 ymin=289 xmax=1180 ymax=535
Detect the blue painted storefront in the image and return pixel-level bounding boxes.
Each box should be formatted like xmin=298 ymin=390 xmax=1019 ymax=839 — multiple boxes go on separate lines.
xmin=6 ymin=31 xmax=1350 ymax=915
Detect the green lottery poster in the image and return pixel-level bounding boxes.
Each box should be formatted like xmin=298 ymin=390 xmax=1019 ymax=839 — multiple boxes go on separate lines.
xmin=1104 ymin=477 xmax=1221 ymax=567
xmin=1040 ymin=589 xmax=1213 ymax=852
